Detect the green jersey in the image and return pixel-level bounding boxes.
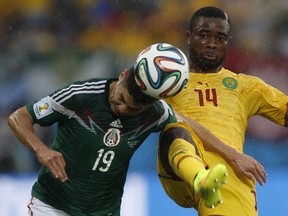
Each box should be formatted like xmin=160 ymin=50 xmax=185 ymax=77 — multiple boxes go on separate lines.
xmin=26 ymin=78 xmax=177 ymax=216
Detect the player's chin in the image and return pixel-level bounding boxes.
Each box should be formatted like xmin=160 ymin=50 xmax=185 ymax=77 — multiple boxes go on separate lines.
xmin=112 ymin=110 xmax=123 ymax=116
xmin=112 ymin=109 xmax=126 ymax=117
xmin=199 ymin=60 xmax=220 ymax=70
xmin=114 ymin=112 xmax=124 ymax=117
xmin=111 ymin=105 xmax=121 ymax=116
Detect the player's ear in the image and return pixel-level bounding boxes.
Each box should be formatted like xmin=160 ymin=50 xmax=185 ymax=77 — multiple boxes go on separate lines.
xmin=186 ymin=31 xmax=192 ymax=44
xmin=119 ymin=69 xmax=129 ymax=79
xmin=117 ymin=69 xmax=129 ymax=85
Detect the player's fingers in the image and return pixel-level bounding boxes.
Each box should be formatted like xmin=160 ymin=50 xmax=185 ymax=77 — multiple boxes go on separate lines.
xmin=37 ymin=149 xmax=68 ymax=182
xmin=255 ymin=166 xmax=267 ymax=186
xmin=243 ymin=171 xmax=255 ymax=182
xmin=60 ymin=156 xmax=66 ymax=167
xmin=54 ymin=158 xmax=68 ymax=182
xmin=247 ymin=156 xmax=267 ymax=185
xmin=254 ymin=172 xmax=264 ymax=186
xmin=248 ymin=164 xmax=265 ymax=186
xmin=46 ymin=160 xmax=61 ymax=179
xmin=47 ymin=158 xmax=68 ymax=182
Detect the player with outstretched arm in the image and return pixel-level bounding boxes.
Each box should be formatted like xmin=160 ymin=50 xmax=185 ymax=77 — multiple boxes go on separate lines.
xmin=158 ymin=6 xmax=288 ymax=216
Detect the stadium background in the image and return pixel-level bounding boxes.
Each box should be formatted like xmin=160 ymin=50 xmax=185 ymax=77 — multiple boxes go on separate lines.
xmin=0 ymin=0 xmax=287 ymax=215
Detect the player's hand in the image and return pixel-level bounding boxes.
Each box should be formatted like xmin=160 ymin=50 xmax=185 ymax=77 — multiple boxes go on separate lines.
xmin=230 ymin=152 xmax=267 ymax=186
xmin=35 ymin=146 xmax=68 ymax=182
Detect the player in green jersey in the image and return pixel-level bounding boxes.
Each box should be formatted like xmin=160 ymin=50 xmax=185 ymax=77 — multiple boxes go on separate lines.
xmin=8 ymin=66 xmax=178 ymax=215
xmin=158 ymin=6 xmax=288 ymax=216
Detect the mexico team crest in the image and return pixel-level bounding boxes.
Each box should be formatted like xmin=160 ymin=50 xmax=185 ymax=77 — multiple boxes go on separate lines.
xmin=222 ymin=77 xmax=238 ymax=89
xmin=103 ymin=128 xmax=121 ymax=147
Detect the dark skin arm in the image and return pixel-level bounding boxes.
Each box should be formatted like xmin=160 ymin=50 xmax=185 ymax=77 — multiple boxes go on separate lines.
xmin=7 ymin=106 xmax=68 ymax=182
xmin=176 ymin=112 xmax=267 ymax=186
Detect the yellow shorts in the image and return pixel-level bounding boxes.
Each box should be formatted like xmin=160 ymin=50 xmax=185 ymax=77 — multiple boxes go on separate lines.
xmin=157 ymin=122 xmax=258 ymax=216
xmin=197 ymin=151 xmax=258 ymax=216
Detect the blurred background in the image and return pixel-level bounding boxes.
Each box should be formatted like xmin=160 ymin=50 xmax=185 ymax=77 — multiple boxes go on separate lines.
xmin=0 ymin=0 xmax=287 ymax=215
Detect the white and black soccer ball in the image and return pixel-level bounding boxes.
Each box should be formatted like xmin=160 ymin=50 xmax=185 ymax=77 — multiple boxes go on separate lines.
xmin=134 ymin=43 xmax=189 ymax=99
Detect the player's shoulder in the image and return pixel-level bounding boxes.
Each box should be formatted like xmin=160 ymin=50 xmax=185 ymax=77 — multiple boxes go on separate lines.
xmin=69 ymin=77 xmax=109 ymax=86
xmin=153 ymin=99 xmax=170 ymax=108
xmin=150 ymin=99 xmax=174 ymax=114
xmin=62 ymin=77 xmax=112 ymax=94
xmin=50 ymin=77 xmax=112 ymax=103
xmin=222 ymin=68 xmax=264 ymax=84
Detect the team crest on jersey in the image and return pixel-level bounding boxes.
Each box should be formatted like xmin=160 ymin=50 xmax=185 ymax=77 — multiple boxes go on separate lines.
xmin=33 ymin=97 xmax=53 ymax=119
xmin=222 ymin=77 xmax=238 ymax=89
xmin=103 ymin=128 xmax=121 ymax=147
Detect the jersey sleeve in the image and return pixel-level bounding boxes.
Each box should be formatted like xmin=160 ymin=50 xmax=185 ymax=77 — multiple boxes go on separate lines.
xmin=26 ymin=95 xmax=74 ymax=126
xmin=152 ymin=100 xmax=177 ymax=132
xmin=26 ymin=78 xmax=107 ymax=126
xmin=246 ymin=75 xmax=288 ymax=126
xmin=26 ymin=80 xmax=94 ymax=126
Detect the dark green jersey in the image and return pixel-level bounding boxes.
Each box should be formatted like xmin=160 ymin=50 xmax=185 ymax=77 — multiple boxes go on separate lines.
xmin=26 ymin=78 xmax=176 ymax=216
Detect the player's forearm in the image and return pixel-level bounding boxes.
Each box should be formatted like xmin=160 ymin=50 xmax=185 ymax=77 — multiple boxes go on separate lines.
xmin=176 ymin=113 xmax=267 ymax=184
xmin=7 ymin=107 xmax=47 ymax=154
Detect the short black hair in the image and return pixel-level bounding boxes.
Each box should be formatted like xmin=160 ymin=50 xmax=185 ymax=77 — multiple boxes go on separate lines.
xmin=189 ymin=6 xmax=231 ymax=31
xmin=124 ymin=67 xmax=157 ymax=107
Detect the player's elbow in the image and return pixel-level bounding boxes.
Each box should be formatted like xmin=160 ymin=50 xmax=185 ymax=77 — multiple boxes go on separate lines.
xmin=7 ymin=111 xmax=19 ymax=131
xmin=7 ymin=107 xmax=32 ymax=130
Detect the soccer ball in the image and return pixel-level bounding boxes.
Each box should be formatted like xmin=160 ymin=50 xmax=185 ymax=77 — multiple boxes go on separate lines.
xmin=134 ymin=43 xmax=189 ymax=99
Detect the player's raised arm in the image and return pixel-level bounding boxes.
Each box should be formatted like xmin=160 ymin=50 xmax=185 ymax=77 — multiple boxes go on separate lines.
xmin=176 ymin=112 xmax=267 ymax=186
xmin=8 ymin=107 xmax=68 ymax=182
